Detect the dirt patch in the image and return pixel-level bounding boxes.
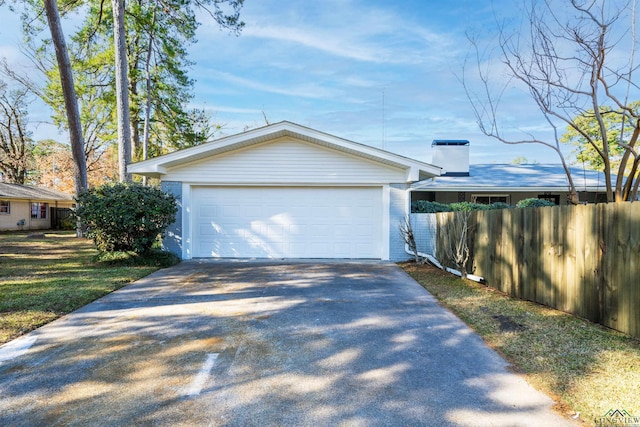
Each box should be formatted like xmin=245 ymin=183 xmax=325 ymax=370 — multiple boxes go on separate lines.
xmin=491 ymin=314 xmax=528 ymax=332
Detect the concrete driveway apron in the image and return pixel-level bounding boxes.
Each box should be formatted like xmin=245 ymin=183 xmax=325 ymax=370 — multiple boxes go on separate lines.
xmin=0 ymin=260 xmax=577 ymax=427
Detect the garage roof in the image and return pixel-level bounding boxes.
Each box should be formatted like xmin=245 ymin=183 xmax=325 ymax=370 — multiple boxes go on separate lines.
xmin=128 ymin=121 xmax=442 ymax=182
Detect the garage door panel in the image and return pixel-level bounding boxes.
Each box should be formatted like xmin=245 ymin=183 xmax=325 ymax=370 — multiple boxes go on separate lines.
xmin=334 ymin=225 xmax=351 ymax=239
xmin=199 ymin=204 xmax=218 ymax=218
xmin=354 ymin=206 xmax=374 ymax=218
xmin=356 ymin=223 xmax=375 ymax=236
xmin=266 ymin=223 xmax=285 ymax=238
xmin=309 ymin=243 xmax=330 ymax=257
xmin=355 ymin=243 xmax=373 ymax=255
xmin=198 ymin=238 xmax=223 ymax=257
xmin=310 ymin=224 xmax=330 ymax=238
xmin=199 ymin=224 xmax=219 ymax=237
xmin=289 ymin=242 xmax=306 ymax=254
xmin=192 ymin=187 xmax=382 ymax=258
xmin=221 ymin=205 xmax=241 ymax=218
xmin=334 ymin=243 xmax=351 ymax=256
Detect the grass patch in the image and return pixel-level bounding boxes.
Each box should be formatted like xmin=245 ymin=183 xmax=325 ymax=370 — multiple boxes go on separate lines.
xmin=402 ymin=262 xmax=640 ymax=427
xmin=0 ymin=231 xmax=179 ymax=345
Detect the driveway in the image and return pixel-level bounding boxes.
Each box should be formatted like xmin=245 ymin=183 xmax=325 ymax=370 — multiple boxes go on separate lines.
xmin=0 ymin=260 xmax=576 ymax=426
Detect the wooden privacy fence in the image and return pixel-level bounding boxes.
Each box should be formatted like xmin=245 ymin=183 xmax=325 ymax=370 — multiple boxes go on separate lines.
xmin=434 ymin=202 xmax=640 ymax=339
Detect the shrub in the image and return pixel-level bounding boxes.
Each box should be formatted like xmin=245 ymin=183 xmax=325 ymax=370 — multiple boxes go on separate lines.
xmin=60 ymin=217 xmax=76 ymax=230
xmin=75 ymin=183 xmax=178 ymax=253
xmin=411 ymin=200 xmax=452 ymax=213
xmin=515 ymin=198 xmax=556 ymax=208
xmin=449 ymin=202 xmax=491 ymax=212
xmin=411 ymin=200 xmax=513 ymax=213
xmin=489 ymin=202 xmax=513 ymax=210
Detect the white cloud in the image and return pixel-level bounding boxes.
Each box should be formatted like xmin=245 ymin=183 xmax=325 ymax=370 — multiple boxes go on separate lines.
xmin=203 ymin=70 xmax=342 ymax=100
xmin=197 ymin=0 xmax=459 ymax=66
xmin=242 ymin=25 xmax=416 ymax=65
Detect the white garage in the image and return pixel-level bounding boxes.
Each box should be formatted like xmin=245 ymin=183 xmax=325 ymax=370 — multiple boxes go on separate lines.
xmin=128 ymin=121 xmax=441 ymax=261
xmin=193 ymin=186 xmax=382 ymax=258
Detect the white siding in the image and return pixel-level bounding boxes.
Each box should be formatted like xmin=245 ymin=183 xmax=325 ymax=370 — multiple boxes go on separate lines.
xmin=163 ymin=137 xmax=407 ymax=184
xmin=389 ymin=184 xmax=410 ymax=261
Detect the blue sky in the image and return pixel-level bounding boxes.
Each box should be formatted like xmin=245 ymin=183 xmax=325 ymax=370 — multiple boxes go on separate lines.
xmin=0 ymin=0 xmax=568 ymax=165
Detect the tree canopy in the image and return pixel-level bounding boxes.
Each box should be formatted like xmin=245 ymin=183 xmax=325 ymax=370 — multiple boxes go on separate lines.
xmin=561 ymin=103 xmax=640 ymax=177
xmin=10 ymin=0 xmax=243 ymax=185
xmin=59 ymin=0 xmax=244 ymax=158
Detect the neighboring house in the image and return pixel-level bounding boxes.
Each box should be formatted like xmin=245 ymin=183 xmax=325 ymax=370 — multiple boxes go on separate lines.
xmin=411 ymin=140 xmax=609 ymax=206
xmin=0 ymin=183 xmax=75 ymax=231
xmin=128 ymin=121 xmax=442 ymax=261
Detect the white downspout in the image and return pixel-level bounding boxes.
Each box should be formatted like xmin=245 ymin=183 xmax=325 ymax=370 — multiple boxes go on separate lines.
xmin=403 ymin=243 xmax=484 ymax=283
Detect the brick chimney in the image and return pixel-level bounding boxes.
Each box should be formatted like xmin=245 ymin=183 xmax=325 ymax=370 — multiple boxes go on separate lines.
xmin=431 ymin=140 xmax=470 ymax=176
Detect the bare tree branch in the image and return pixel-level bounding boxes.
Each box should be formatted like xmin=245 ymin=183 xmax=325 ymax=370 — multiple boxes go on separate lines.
xmin=464 ymin=0 xmax=640 ymax=202
xmin=399 ymin=216 xmax=424 ymax=264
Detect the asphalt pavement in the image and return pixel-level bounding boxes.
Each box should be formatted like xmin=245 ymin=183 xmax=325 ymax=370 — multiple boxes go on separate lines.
xmin=0 ymin=260 xmax=578 ymax=426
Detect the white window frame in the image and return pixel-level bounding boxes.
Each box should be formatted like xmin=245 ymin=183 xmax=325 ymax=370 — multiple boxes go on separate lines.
xmin=0 ymin=200 xmax=9 ymax=214
xmin=31 ymin=202 xmax=49 ymax=220
xmin=471 ymin=194 xmax=511 ymax=205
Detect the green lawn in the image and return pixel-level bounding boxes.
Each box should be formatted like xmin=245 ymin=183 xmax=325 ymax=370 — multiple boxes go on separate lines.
xmin=402 ymin=262 xmax=640 ymax=427
xmin=0 ymin=231 xmax=175 ymax=344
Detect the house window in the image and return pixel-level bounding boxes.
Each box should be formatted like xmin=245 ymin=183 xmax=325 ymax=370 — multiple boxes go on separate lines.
xmin=472 ymin=194 xmax=510 ymax=205
xmin=0 ymin=200 xmax=9 ymax=214
xmin=31 ymin=202 xmax=48 ymax=219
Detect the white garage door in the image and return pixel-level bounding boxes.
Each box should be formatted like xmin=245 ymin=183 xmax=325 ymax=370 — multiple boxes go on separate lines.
xmin=192 ymin=186 xmax=383 ymax=258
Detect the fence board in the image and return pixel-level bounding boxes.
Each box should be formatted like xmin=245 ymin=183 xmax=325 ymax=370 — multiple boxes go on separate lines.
xmin=630 ymin=204 xmax=640 ymax=338
xmin=603 ymin=204 xmax=621 ymax=331
xmin=522 ymin=209 xmax=538 ymax=302
xmin=594 ymin=203 xmax=606 ymax=324
xmin=539 ymin=208 xmax=555 ymax=307
xmin=564 ymin=206 xmax=577 ymax=314
xmin=575 ymin=205 xmax=598 ymax=321
xmin=615 ymin=203 xmax=633 ymax=335
xmin=505 ymin=209 xmax=517 ymax=297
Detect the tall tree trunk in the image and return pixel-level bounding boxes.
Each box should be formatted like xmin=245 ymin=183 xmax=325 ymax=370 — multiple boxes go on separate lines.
xmin=141 ymin=39 xmax=153 ymax=186
xmin=141 ymin=5 xmax=157 ymax=186
xmin=112 ymin=0 xmax=132 ymax=182
xmin=43 ymin=0 xmax=88 ymax=236
xmin=129 ymin=31 xmax=141 ymax=159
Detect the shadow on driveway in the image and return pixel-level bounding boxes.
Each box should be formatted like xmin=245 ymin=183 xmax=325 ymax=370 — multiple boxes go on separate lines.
xmin=0 ymin=260 xmax=577 ymax=426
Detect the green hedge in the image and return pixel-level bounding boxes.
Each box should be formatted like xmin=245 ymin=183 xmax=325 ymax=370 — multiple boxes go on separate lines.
xmin=411 ymin=200 xmax=510 ymax=213
xmin=411 ymin=198 xmax=555 ymax=213
xmin=410 ymin=200 xmax=452 ymax=213
xmin=515 ymin=198 xmax=556 ymax=208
